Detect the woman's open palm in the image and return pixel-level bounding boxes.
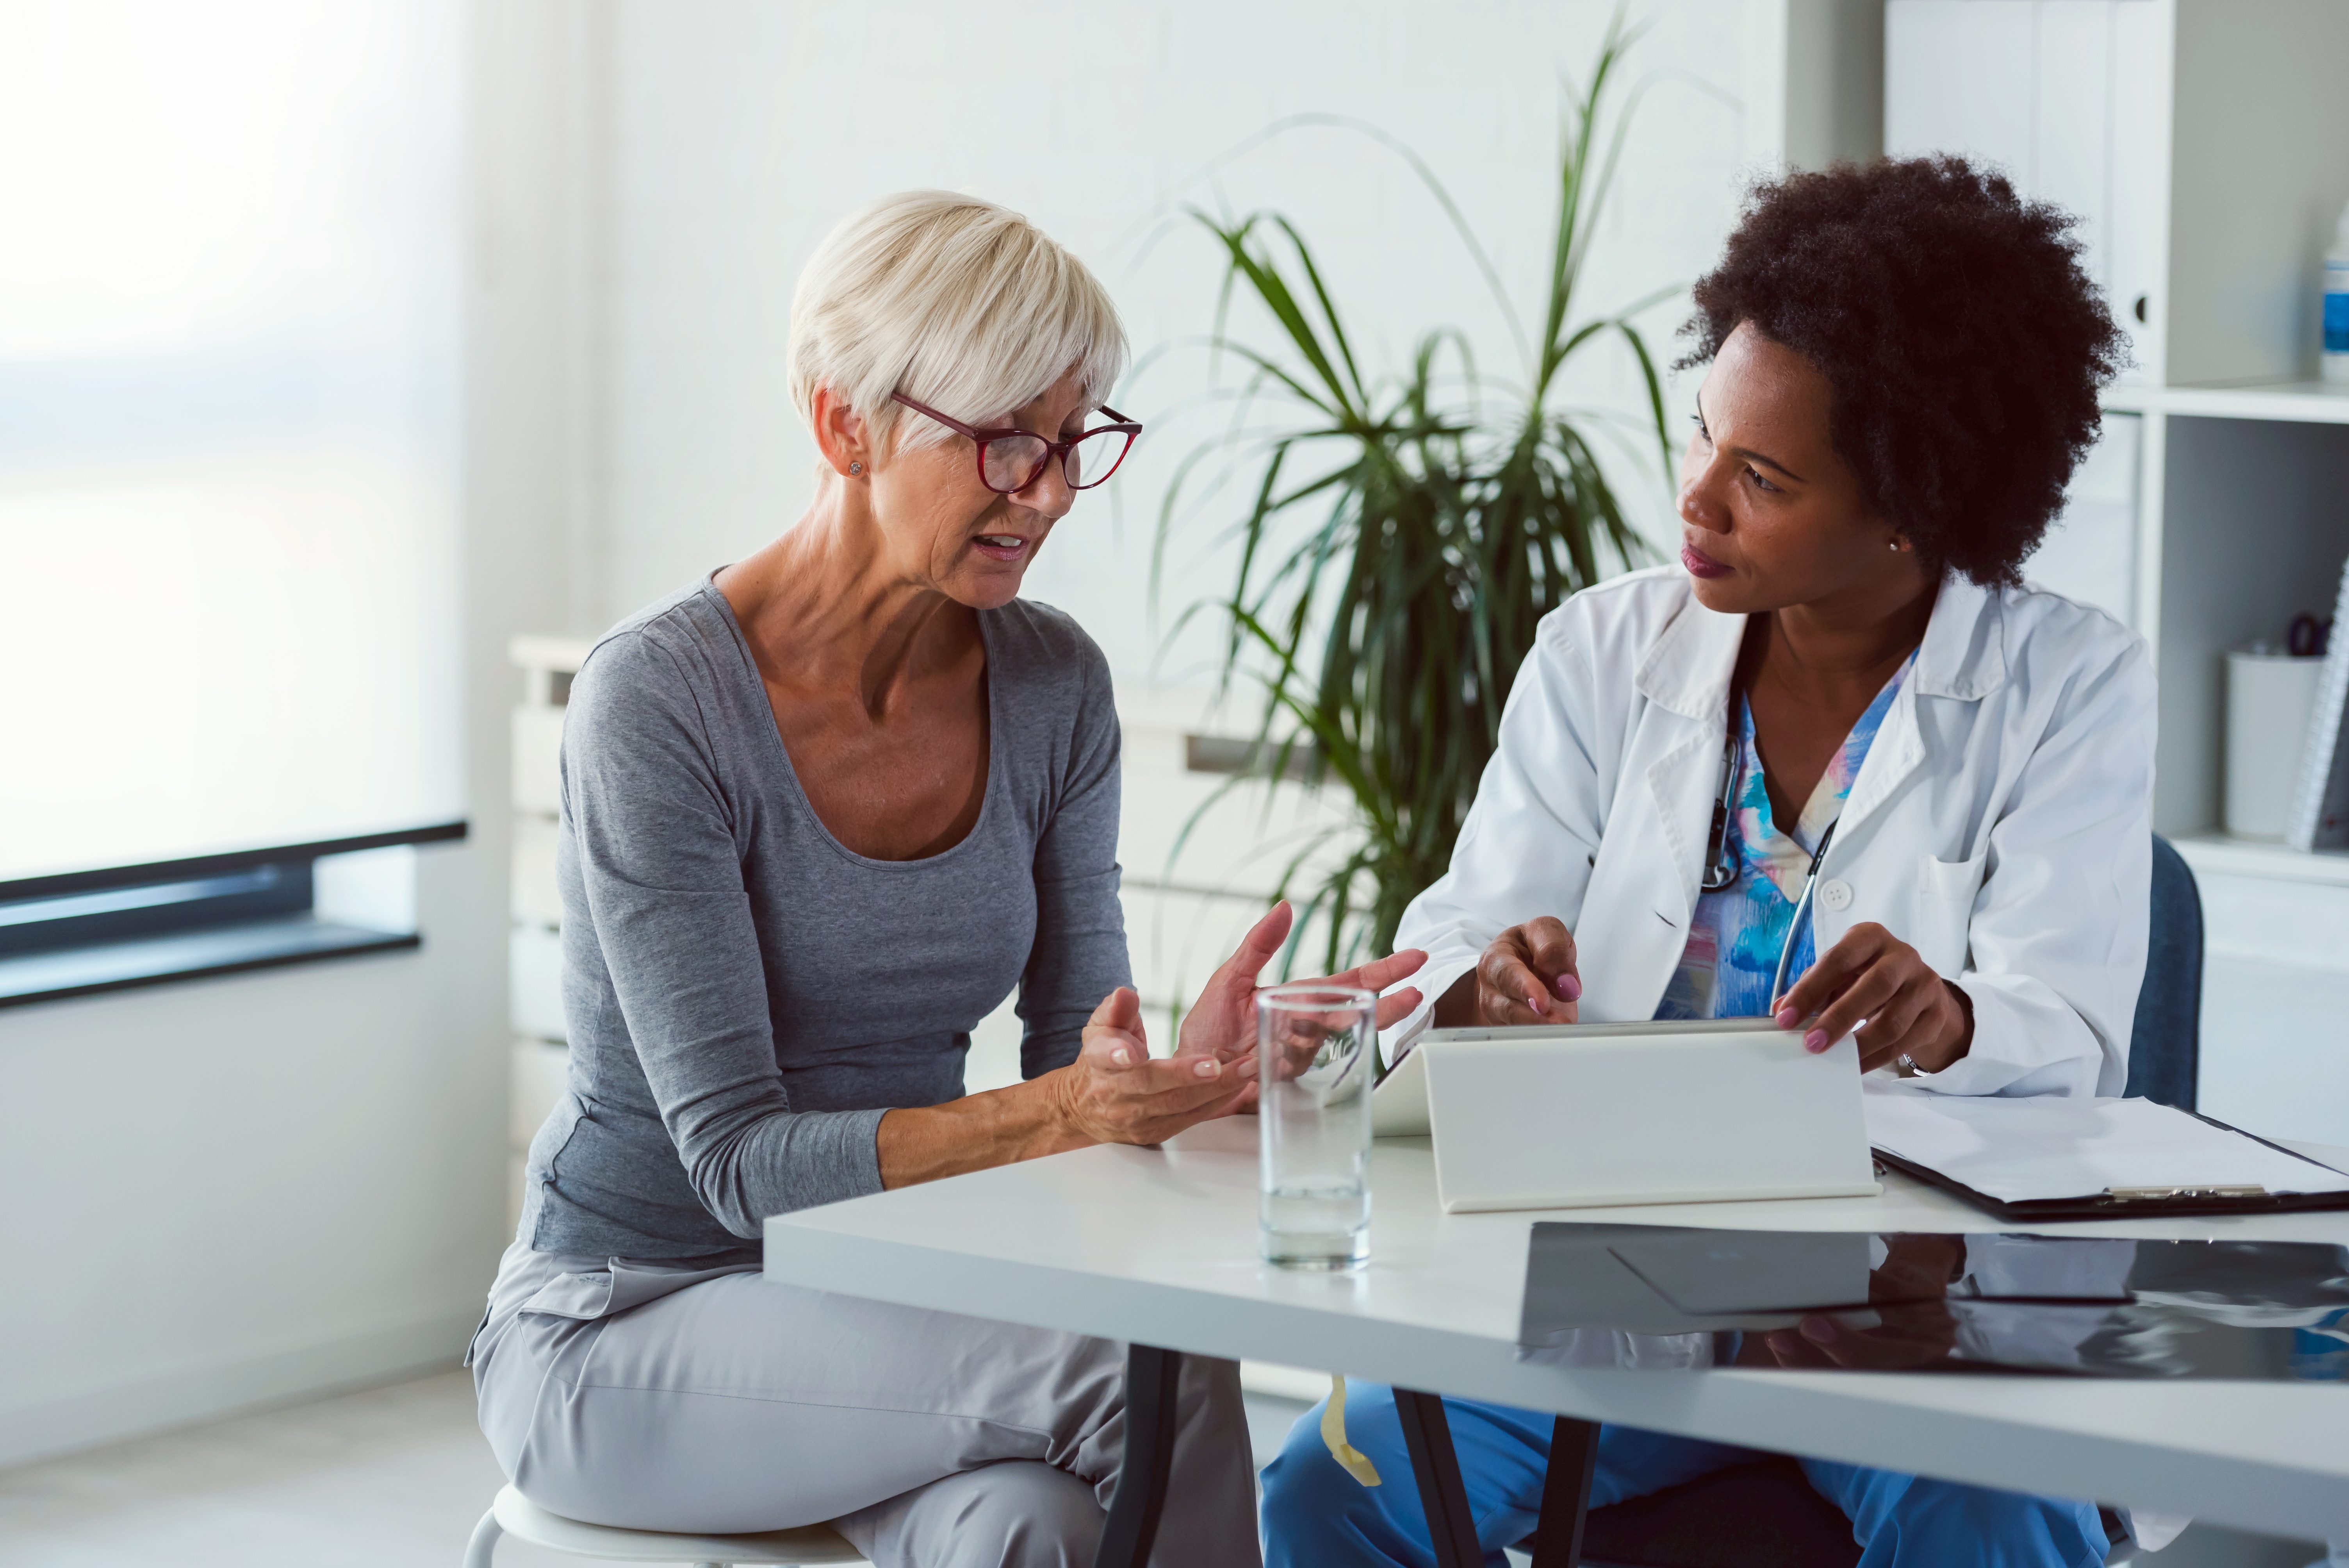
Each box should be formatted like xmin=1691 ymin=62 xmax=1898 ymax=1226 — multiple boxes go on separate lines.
xmin=1173 ymin=901 xmax=1427 ymax=1077
xmin=1065 ymin=902 xmax=1425 ymax=1145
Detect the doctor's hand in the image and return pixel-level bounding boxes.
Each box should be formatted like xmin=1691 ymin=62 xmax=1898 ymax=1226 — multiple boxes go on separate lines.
xmin=1171 ymin=902 xmax=1428 ymax=1086
xmin=1774 ymin=922 xmax=1974 ymax=1073
xmin=1435 ymin=917 xmax=1583 ymax=1027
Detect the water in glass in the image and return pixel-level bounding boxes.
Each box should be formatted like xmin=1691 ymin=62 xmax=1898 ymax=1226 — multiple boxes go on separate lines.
xmin=1258 ymin=984 xmax=1376 ymax=1268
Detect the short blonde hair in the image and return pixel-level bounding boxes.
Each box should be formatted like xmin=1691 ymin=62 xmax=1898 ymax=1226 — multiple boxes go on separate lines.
xmin=788 ymin=191 xmax=1128 ymax=456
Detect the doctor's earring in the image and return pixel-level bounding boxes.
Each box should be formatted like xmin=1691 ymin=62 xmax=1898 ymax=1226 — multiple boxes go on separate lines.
xmin=848 ymin=461 xmax=863 ymax=475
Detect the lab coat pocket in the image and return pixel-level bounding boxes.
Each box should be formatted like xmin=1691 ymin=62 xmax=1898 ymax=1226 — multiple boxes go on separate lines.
xmin=1914 ymin=851 xmax=1987 ymax=978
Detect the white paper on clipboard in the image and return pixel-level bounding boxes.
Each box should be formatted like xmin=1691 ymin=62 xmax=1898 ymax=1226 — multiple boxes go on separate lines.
xmin=1862 ymin=1081 xmax=2349 ymax=1204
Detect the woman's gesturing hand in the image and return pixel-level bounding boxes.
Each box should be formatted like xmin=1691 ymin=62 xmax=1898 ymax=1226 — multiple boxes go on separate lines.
xmin=1437 ymin=917 xmax=1583 ymax=1027
xmin=1774 ymin=921 xmax=1974 ymax=1073
xmin=1052 ymin=901 xmax=1425 ymax=1150
xmin=1050 ymin=987 xmax=1256 ymax=1147
xmin=1172 ymin=900 xmax=1427 ymax=1070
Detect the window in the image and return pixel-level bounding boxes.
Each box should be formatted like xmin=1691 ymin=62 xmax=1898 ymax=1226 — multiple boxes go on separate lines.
xmin=0 ymin=0 xmax=464 ymax=892
xmin=0 ymin=0 xmax=463 ymax=997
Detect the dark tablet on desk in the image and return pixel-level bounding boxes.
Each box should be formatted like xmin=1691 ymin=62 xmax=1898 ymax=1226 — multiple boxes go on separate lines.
xmin=1517 ymin=1222 xmax=2349 ymax=1382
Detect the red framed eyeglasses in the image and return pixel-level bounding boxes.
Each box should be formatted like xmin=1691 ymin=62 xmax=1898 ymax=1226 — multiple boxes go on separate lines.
xmin=890 ymin=392 xmax=1141 ymax=494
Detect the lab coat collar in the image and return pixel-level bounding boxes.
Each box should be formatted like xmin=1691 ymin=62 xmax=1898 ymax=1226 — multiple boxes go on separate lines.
xmin=1910 ymin=573 xmax=2007 ymax=701
xmin=1633 ymin=591 xmax=1746 ymax=720
xmin=1825 ymin=574 xmax=2006 ymax=846
xmin=1632 ymin=570 xmax=2005 ymax=719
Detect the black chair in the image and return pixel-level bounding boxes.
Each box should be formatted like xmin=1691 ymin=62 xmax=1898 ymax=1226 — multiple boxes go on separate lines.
xmin=2124 ymin=834 xmax=2203 ymax=1112
xmin=1402 ymin=836 xmax=2206 ymax=1568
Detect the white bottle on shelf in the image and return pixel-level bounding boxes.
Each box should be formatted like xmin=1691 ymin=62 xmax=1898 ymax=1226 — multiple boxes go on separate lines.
xmin=2325 ymin=200 xmax=2349 ymax=385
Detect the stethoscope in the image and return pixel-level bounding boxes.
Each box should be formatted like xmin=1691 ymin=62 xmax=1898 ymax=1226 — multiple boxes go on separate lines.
xmin=1698 ymin=687 xmax=1842 ymax=1007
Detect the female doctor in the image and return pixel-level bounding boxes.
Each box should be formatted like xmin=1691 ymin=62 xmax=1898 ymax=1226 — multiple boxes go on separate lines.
xmin=1260 ymin=157 xmax=2149 ymax=1566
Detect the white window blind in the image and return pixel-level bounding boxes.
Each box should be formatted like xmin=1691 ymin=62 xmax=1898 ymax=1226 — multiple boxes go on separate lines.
xmin=0 ymin=0 xmax=463 ymax=887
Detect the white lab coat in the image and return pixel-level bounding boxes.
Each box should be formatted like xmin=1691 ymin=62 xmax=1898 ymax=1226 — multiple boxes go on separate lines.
xmin=1387 ymin=565 xmax=2155 ymax=1098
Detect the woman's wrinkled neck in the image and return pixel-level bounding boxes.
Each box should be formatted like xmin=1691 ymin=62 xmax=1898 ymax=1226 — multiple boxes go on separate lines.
xmin=718 ymin=474 xmax=972 ymax=720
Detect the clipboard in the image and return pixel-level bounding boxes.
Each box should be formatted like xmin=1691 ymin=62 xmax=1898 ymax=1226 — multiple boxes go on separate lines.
xmin=1865 ymin=1089 xmax=2349 ymax=1221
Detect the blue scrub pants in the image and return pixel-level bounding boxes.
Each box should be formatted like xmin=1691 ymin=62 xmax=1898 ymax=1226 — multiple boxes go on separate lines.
xmin=1258 ymin=1383 xmax=2109 ymax=1568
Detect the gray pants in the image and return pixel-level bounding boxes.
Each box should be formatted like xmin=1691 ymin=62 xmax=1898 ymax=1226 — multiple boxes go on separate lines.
xmin=468 ymin=1241 xmax=1261 ymax=1568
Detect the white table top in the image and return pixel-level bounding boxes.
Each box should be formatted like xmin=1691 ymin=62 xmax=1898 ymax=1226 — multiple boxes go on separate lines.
xmin=766 ymin=1119 xmax=2349 ymax=1539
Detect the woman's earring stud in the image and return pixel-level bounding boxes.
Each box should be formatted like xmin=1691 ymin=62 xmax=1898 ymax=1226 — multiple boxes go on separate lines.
xmin=1889 ymin=538 xmax=1902 ymax=552
xmin=848 ymin=461 xmax=863 ymax=476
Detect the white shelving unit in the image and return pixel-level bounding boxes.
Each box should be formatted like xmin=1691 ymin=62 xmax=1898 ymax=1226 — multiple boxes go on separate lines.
xmin=507 ymin=635 xmax=594 ymax=1233
xmin=1889 ymin=0 xmax=2349 ymax=1144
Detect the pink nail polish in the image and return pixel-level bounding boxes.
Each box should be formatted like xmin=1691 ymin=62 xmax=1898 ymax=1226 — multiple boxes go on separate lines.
xmin=1526 ymin=992 xmax=1547 ymax=1016
xmin=1804 ymin=1029 xmax=1828 ymax=1052
xmin=1110 ymin=1047 xmax=1130 ymax=1066
xmin=1554 ymin=974 xmax=1582 ymax=1001
xmin=1776 ymin=1006 xmax=1800 ymax=1028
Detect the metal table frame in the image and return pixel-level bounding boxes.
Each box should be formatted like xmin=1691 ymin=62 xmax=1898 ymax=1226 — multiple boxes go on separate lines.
xmin=1096 ymin=1347 xmax=1599 ymax=1568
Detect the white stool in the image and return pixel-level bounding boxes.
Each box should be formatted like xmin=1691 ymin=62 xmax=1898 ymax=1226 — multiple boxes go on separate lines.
xmin=463 ymin=1484 xmax=868 ymax=1568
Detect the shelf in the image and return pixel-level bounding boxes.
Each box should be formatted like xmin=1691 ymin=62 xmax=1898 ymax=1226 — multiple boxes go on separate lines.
xmin=2170 ymin=832 xmax=2349 ymax=888
xmin=2101 ymin=381 xmax=2349 ymax=425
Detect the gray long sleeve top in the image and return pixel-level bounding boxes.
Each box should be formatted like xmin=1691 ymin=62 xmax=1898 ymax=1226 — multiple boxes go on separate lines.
xmin=519 ymin=579 xmax=1131 ymax=1259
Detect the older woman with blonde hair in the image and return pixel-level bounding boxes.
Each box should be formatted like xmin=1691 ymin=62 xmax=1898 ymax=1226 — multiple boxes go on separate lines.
xmin=465 ymin=190 xmax=1426 ymax=1567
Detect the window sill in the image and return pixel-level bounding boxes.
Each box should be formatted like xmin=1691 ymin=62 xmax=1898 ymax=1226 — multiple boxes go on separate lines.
xmin=0 ymin=914 xmax=419 ymax=1009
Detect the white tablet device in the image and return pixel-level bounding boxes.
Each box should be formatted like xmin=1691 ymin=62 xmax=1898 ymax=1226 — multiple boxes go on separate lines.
xmin=1373 ymin=1020 xmax=1879 ymax=1213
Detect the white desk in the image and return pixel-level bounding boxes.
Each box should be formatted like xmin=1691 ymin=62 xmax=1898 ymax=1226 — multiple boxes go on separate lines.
xmin=766 ymin=1118 xmax=2349 ymax=1546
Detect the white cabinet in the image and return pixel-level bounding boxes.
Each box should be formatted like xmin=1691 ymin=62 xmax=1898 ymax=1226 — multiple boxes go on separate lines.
xmin=2191 ymin=867 xmax=2349 ymax=1146
xmin=506 ymin=636 xmax=594 ymax=1232
xmin=1889 ymin=1 xmax=2349 ymax=1143
xmin=2028 ymin=411 xmax=2141 ymax=627
xmin=1886 ymin=0 xmax=2167 ymax=381
xmin=508 ymin=924 xmax=566 ymax=1042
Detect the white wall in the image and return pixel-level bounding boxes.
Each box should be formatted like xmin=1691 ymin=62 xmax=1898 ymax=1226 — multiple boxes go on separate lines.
xmin=0 ymin=0 xmax=590 ymax=1467
xmin=0 ymin=0 xmax=1872 ymax=1464
xmin=548 ymin=0 xmax=1857 ymax=1085
xmin=586 ymin=0 xmax=1815 ymax=693
xmin=0 ymin=855 xmax=503 ymax=1466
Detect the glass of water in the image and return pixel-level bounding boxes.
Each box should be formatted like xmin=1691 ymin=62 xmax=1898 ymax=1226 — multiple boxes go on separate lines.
xmin=1258 ymin=984 xmax=1376 ymax=1269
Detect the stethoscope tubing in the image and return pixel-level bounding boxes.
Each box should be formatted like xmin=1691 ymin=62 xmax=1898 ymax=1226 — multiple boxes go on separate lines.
xmin=1700 ymin=693 xmax=1840 ymax=1007
xmin=1770 ymin=818 xmax=1839 ymax=1007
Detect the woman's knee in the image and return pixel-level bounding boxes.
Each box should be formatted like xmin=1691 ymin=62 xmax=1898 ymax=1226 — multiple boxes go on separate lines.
xmin=847 ymin=1461 xmax=1104 ymax=1568
xmin=957 ymin=1464 xmax=1105 ymax=1568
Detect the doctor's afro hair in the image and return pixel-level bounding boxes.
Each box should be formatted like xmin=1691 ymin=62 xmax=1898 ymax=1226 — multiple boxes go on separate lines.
xmin=1679 ymin=156 xmax=2126 ymax=588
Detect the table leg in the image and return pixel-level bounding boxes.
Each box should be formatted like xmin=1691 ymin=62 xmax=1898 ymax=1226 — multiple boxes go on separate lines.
xmin=1092 ymin=1342 xmax=1182 ymax=1568
xmin=1529 ymin=1415 xmax=1600 ymax=1568
xmin=1394 ymin=1389 xmax=1484 ymax=1568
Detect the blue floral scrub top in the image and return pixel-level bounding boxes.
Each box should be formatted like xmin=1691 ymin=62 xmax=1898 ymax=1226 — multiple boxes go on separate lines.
xmin=1654 ymin=652 xmax=1915 ymax=1021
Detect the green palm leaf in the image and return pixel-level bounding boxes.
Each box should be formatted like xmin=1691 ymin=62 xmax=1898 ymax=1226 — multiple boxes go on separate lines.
xmin=1159 ymin=11 xmax=1673 ymax=983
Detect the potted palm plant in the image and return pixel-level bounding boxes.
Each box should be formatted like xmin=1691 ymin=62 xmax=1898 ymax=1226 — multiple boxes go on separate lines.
xmin=1159 ymin=17 xmax=1675 ymax=972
